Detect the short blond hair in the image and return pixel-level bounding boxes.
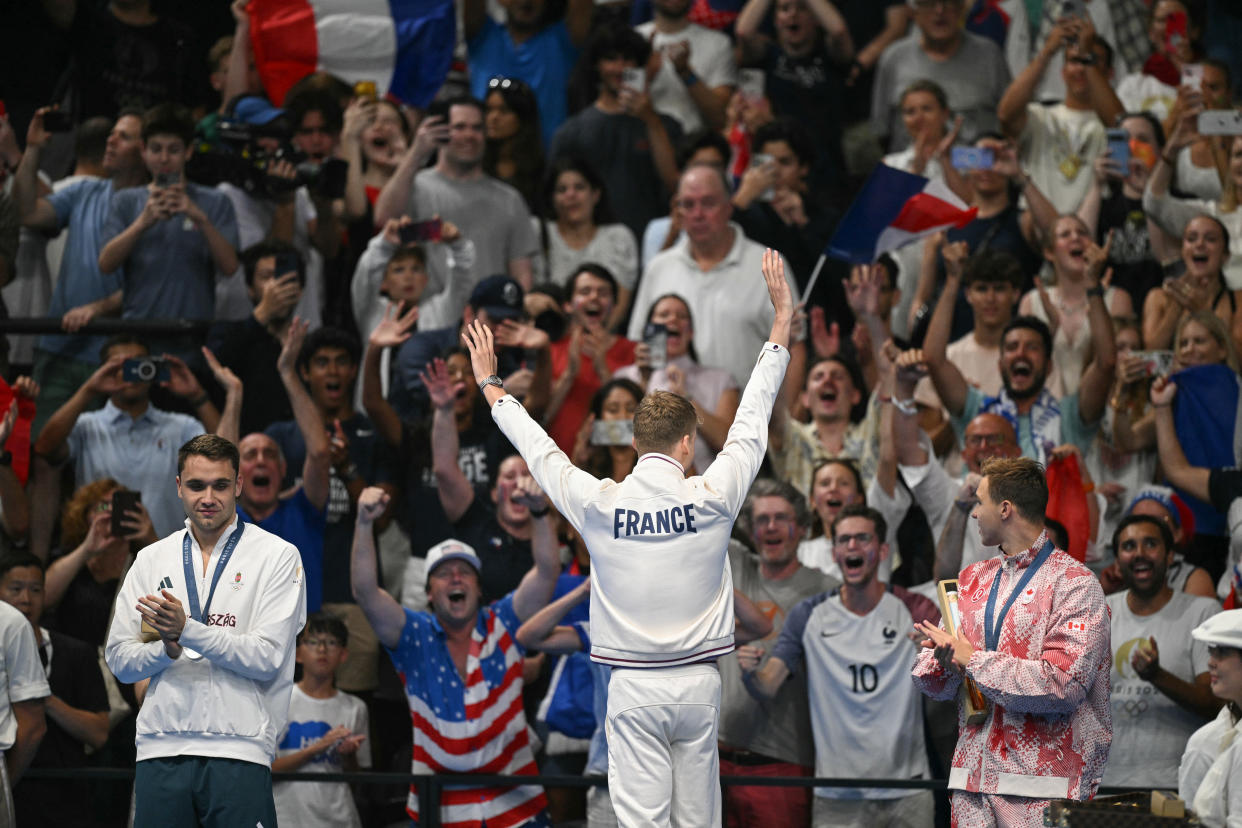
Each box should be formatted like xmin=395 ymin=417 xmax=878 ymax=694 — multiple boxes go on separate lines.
xmin=1176 ymin=309 xmax=1239 ymax=372
xmin=632 ymin=390 xmax=697 ymax=455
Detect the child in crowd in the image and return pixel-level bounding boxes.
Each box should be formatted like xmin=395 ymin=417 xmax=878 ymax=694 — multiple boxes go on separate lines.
xmin=272 ymin=611 xmax=370 ymax=828
xmin=350 ymin=216 xmax=475 ymax=402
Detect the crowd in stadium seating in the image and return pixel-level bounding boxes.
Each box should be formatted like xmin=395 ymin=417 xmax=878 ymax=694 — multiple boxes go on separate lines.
xmin=1 ymin=0 xmax=1242 ymax=825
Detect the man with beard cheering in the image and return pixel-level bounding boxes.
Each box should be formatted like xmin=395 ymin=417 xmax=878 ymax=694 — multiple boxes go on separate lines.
xmin=922 ymin=224 xmax=1116 ymax=464
xmin=1102 ymin=515 xmax=1221 ymax=789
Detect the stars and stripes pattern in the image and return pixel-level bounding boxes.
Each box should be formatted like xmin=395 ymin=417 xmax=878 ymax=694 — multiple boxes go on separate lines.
xmin=389 ymin=597 xmax=546 ymax=827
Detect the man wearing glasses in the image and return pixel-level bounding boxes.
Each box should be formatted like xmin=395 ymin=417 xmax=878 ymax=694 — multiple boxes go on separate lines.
xmin=738 ymin=503 xmax=940 ymax=828
xmin=271 ymin=611 xmax=369 ymax=828
xmin=717 ymin=478 xmax=839 ymax=827
xmin=627 ymin=164 xmax=801 ymax=390
xmin=870 ymin=0 xmax=1010 ymax=151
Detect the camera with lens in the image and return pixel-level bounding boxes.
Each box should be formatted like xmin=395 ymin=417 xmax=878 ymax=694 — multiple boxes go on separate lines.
xmin=186 ymin=118 xmax=346 ymax=201
xmin=122 ymin=357 xmax=170 ymax=384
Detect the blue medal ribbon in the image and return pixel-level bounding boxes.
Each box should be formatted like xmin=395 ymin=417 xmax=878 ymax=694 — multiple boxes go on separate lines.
xmin=181 ymin=519 xmax=245 ymax=623
xmin=983 ymin=538 xmax=1053 ymax=651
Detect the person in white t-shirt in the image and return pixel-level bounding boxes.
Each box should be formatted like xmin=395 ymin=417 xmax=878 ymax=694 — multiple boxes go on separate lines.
xmin=738 ymin=504 xmax=939 ymax=828
xmin=273 ymin=612 xmax=369 ymax=828
xmin=914 ymin=242 xmax=1024 ymax=458
xmin=1178 ymin=609 xmax=1242 ymax=827
xmin=1104 ymin=515 xmax=1221 ymax=788
xmin=635 ymin=0 xmax=738 ymax=134
xmin=998 ymin=17 xmax=1123 ymax=215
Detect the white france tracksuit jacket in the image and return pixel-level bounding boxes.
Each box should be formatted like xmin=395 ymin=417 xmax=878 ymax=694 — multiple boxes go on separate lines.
xmin=492 ymin=342 xmax=789 ymax=667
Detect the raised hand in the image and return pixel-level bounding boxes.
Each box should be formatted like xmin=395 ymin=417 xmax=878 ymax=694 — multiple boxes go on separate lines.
xmin=277 ymin=317 xmax=309 ymax=377
xmin=161 ymin=354 xmax=205 ymax=401
xmin=460 ymin=319 xmax=499 ymax=388
xmin=342 ymin=97 xmax=377 ymax=144
xmin=329 ymin=419 xmax=350 ymax=472
xmin=942 ymin=241 xmax=970 ymax=281
xmin=86 ymin=354 xmax=130 ymax=396
xmin=894 ymin=347 xmax=929 ymax=388
xmin=510 ymin=476 xmax=549 ymax=513
xmin=809 ymin=307 xmax=840 ymax=359
xmin=761 ymin=248 xmax=793 ymax=321
xmin=357 ymin=486 xmax=389 ymax=524
xmin=202 ymin=346 xmax=242 ymax=397
xmin=846 ymin=263 xmax=882 ymax=319
xmin=1084 ymin=229 xmax=1113 ymax=286
xmin=410 ymin=115 xmax=449 ymax=160
xmin=494 ymin=319 xmax=549 ymax=351
xmin=369 ymin=303 xmax=419 ymax=350
xmin=25 ymin=106 xmax=57 ymax=150
xmin=419 ymin=358 xmax=461 ymax=411
xmin=118 ymin=500 xmax=157 ymax=546
xmin=1033 ymin=275 xmax=1061 ymax=338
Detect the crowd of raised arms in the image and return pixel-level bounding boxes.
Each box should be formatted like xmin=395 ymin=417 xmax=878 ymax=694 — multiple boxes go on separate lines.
xmin=0 ymin=0 xmax=1240 ymax=825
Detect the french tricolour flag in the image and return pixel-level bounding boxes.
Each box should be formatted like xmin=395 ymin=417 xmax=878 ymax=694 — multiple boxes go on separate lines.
xmin=248 ymin=0 xmax=455 ymax=108
xmin=826 ymin=164 xmax=978 ymax=263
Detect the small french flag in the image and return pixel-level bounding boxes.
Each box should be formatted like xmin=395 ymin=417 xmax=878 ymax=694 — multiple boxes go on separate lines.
xmin=248 ymin=0 xmax=455 ymax=108
xmin=826 ymin=164 xmax=978 ymax=264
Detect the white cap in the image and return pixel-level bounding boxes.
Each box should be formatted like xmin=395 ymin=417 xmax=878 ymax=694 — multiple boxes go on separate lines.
xmin=423 ymin=539 xmax=481 ymax=588
xmin=1191 ymin=609 xmax=1242 ymax=650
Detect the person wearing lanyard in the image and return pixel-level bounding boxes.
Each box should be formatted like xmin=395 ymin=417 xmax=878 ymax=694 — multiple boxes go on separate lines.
xmin=912 ymin=456 xmax=1112 ymax=828
xmin=105 ymin=434 xmax=307 ymax=828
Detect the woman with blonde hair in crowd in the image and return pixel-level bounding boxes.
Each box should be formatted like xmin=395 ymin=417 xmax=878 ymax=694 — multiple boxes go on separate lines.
xmin=1142 ymin=211 xmax=1242 ymax=356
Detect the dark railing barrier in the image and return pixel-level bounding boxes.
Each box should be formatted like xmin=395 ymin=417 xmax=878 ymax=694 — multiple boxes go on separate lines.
xmin=0 ymin=318 xmax=209 ymax=336
xmin=23 ymin=767 xmax=1149 ymax=828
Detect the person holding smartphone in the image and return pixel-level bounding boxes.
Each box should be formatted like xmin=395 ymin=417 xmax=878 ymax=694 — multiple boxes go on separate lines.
xmin=570 ymin=378 xmax=643 ymax=482
xmin=1144 ymin=97 xmax=1242 ymax=297
xmin=97 ymin=104 xmax=239 ymax=363
xmin=614 ymin=293 xmax=740 ymax=471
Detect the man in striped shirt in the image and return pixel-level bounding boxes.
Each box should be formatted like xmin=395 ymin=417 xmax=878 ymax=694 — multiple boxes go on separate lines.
xmin=349 ymin=485 xmax=561 ymax=827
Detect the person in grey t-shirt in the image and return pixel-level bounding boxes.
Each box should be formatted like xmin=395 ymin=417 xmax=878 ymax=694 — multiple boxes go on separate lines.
xmin=374 ymin=96 xmax=536 ymax=294
xmin=870 ymin=0 xmax=1010 ymax=151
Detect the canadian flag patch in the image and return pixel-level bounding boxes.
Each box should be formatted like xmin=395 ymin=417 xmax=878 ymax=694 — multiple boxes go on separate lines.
xmin=1066 ymin=621 xmax=1088 ymax=631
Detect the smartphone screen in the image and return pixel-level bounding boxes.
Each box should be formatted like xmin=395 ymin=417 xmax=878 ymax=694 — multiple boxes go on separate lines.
xmin=1105 ymin=129 xmax=1130 ymax=168
xmin=950 ymin=147 xmax=994 ymax=171
xmin=591 ymin=419 xmax=634 ymax=446
xmin=112 ymin=490 xmax=141 ymax=537
xmin=400 ymin=218 xmax=443 ymax=244
xmin=643 ymin=323 xmax=668 ymax=371
xmin=273 ymin=251 xmax=300 ymax=278
xmin=621 ymin=68 xmax=646 ymax=93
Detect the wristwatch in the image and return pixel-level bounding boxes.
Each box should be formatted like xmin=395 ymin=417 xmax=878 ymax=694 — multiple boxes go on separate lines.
xmin=479 ymin=375 xmax=504 ymax=393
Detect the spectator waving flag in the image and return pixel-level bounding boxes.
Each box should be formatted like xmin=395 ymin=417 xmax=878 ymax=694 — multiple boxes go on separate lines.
xmin=825 ymin=164 xmax=978 ymax=263
xmin=248 ymin=0 xmax=455 ymax=108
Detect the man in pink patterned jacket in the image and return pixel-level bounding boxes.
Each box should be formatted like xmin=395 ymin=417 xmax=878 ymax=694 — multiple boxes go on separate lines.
xmin=912 ymin=456 xmax=1111 ymax=827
